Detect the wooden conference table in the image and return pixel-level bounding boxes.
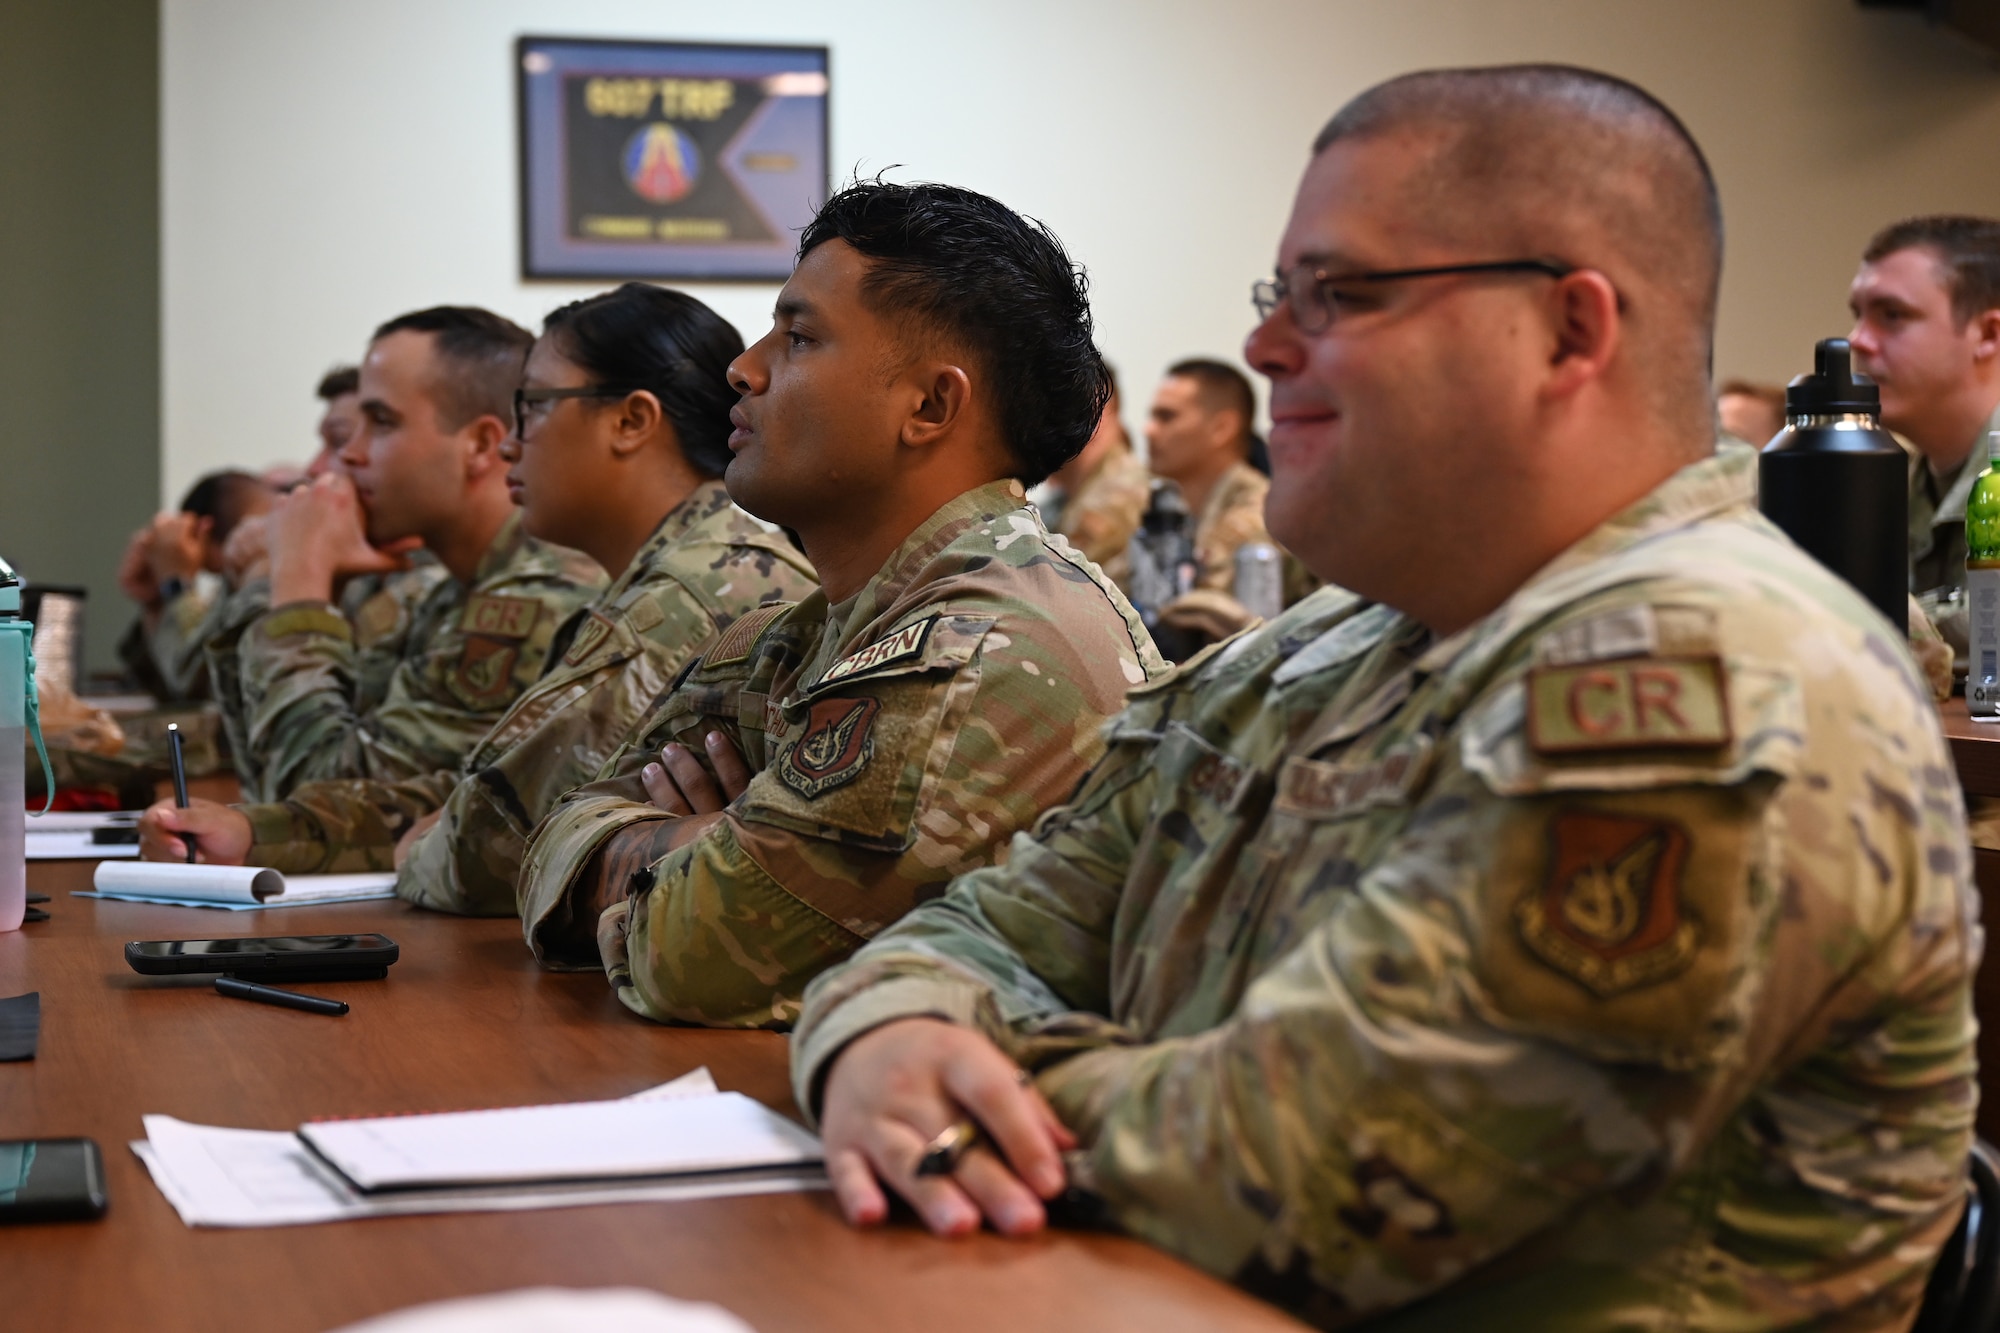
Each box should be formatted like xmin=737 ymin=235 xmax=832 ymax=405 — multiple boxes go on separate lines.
xmin=1938 ymin=698 xmax=2000 ymax=1144
xmin=0 ymin=857 xmax=1305 ymax=1333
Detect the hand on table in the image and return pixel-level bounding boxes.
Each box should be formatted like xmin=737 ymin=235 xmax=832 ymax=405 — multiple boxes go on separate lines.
xmin=640 ymin=731 xmax=752 ymax=853
xmin=267 ymin=473 xmax=407 ymax=606
xmin=139 ymin=797 xmax=253 ymax=864
xmin=393 ymin=807 xmax=444 ymax=870
xmin=820 ymin=1017 xmax=1074 ymax=1238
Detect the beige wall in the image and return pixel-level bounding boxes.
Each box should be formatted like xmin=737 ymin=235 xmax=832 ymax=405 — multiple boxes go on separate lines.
xmin=161 ymin=0 xmax=2000 ymax=500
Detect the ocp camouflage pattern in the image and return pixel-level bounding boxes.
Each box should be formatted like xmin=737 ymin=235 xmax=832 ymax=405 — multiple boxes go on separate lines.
xmin=235 ymin=483 xmax=818 ymax=916
xmin=518 ymin=479 xmax=1167 ymax=1030
xmin=793 ymin=445 xmax=1980 ymax=1331
xmin=228 ymin=512 xmax=602 ymax=800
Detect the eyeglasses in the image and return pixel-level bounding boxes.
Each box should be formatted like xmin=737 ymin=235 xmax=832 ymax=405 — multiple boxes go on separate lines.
xmin=512 ymin=385 xmax=642 ymax=437
xmin=1251 ymin=258 xmax=1576 ymax=334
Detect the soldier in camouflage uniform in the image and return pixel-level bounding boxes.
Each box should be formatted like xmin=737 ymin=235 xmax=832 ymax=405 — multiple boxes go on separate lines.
xmin=515 ymin=180 xmax=1166 ymax=1030
xmin=1848 ymin=215 xmax=2000 ymax=670
xmin=793 ymin=67 xmax=1980 ymax=1331
xmin=1041 ymin=376 xmax=1149 ymax=587
xmin=142 ymin=285 xmax=818 ymax=906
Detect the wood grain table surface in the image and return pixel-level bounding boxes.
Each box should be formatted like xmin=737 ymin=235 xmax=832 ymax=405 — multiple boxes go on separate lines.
xmin=1 ymin=858 xmax=1305 ymax=1333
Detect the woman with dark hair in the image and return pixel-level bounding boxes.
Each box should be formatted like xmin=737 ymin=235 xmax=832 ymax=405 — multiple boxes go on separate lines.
xmin=141 ymin=284 xmax=818 ymax=915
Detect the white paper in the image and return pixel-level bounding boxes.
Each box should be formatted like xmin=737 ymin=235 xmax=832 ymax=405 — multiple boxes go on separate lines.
xmin=27 ymin=832 xmax=139 ymax=860
xmin=298 ymin=1090 xmax=822 ymax=1191
xmin=330 ymin=1287 xmax=757 ymax=1333
xmin=27 ymin=811 xmax=141 ymax=831
xmin=80 ymin=863 xmax=396 ymax=909
xmin=130 ymin=1070 xmax=824 ymax=1229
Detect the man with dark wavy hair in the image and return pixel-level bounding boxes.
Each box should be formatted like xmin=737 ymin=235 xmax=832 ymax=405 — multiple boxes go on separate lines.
xmin=514 ymin=180 xmax=1164 ymax=1029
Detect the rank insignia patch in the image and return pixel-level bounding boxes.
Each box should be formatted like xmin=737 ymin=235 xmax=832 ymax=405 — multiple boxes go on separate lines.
xmin=777 ymin=696 xmax=881 ymax=799
xmin=1517 ymin=811 xmax=1699 ymax=996
xmin=563 ymin=612 xmax=616 ymax=666
xmin=453 ymin=637 xmax=519 ymax=704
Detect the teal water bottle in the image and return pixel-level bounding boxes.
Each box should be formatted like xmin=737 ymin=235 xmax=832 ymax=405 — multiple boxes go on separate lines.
xmin=0 ymin=556 xmax=53 ymax=932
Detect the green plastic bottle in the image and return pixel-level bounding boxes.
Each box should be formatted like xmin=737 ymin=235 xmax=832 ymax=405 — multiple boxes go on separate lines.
xmin=1965 ymin=431 xmax=2000 ymax=716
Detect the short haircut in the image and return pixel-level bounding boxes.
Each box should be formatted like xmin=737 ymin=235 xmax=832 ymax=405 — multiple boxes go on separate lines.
xmin=1717 ymin=379 xmax=1785 ymax=411
xmin=1167 ymin=358 xmax=1256 ymax=444
xmin=370 ymin=306 xmax=533 ymax=432
xmin=316 ymin=365 xmax=359 ymax=401
xmin=1313 ymin=65 xmax=1723 ymax=441
xmin=796 ymin=179 xmax=1109 ymax=485
xmin=178 ymin=469 xmax=267 ymax=543
xmin=1863 ymin=215 xmax=2000 ymax=326
xmin=540 ymin=283 xmax=746 ymax=480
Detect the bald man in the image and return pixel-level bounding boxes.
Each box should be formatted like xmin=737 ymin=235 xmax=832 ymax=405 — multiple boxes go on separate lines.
xmin=790 ymin=65 xmax=1977 ymax=1329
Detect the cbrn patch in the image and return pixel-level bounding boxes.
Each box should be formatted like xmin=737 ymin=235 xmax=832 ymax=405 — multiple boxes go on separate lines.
xmin=811 ymin=616 xmax=938 ymax=692
xmin=777 ymin=697 xmax=881 ymax=799
xmin=1516 ymin=810 xmax=1699 ymax=997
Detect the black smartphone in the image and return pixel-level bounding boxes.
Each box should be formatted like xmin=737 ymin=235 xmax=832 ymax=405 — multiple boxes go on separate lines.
xmin=124 ymin=933 xmax=399 ymax=982
xmin=0 ymin=1138 xmax=108 ymax=1223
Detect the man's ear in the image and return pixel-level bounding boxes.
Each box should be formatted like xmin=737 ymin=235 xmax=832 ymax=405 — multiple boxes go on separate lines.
xmin=1970 ymin=307 xmax=2000 ymax=368
xmin=1543 ymin=270 xmax=1622 ymax=400
xmin=462 ymin=415 xmax=511 ymax=480
xmin=1206 ymin=407 xmax=1245 ymax=452
xmin=900 ymin=364 xmax=973 ymax=450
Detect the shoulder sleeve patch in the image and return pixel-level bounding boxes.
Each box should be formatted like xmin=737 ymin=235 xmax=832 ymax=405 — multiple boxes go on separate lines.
xmin=776 ymin=697 xmax=882 ymax=799
xmin=460 ymin=593 xmax=541 ymax=640
xmin=351 ymin=590 xmax=405 ymax=648
xmin=811 ymin=615 xmax=938 ymax=691
xmin=1515 ymin=810 xmax=1698 ymax=997
xmin=452 ymin=638 xmax=520 ymax=705
xmin=1526 ymin=656 xmax=1730 ymax=755
xmin=705 ymin=601 xmax=792 ymax=669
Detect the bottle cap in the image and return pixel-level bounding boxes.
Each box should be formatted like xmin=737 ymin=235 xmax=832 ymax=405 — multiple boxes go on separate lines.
xmin=1989 ymin=429 xmax=2000 ymax=463
xmin=1785 ymin=339 xmax=1880 ymax=417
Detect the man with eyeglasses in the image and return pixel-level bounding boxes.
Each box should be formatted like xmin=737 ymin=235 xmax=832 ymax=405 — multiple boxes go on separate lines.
xmin=193 ymin=306 xmax=602 ymax=802
xmin=790 ymin=65 xmax=1977 ymax=1329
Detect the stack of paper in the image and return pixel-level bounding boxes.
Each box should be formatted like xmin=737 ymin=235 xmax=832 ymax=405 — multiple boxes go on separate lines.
xmin=133 ymin=1069 xmax=827 ymax=1228
xmin=80 ymin=861 xmax=398 ymax=910
xmin=26 ymin=811 xmax=141 ymax=860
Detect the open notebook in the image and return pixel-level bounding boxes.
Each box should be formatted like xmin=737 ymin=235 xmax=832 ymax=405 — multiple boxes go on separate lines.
xmin=81 ymin=862 xmax=398 ymax=910
xmin=298 ymin=1090 xmax=823 ymax=1193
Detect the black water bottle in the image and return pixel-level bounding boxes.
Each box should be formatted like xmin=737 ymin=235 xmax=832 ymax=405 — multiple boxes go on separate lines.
xmin=1757 ymin=339 xmax=1907 ymax=633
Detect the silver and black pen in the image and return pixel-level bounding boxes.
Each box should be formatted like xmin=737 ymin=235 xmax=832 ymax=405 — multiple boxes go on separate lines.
xmin=166 ymin=721 xmax=195 ymax=863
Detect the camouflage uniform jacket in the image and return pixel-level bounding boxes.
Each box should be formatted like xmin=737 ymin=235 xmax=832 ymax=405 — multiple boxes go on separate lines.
xmin=517 ymin=479 xmax=1167 ymax=1030
xmin=204 ymin=558 xmax=450 ymax=795
xmin=116 ymin=571 xmax=227 ymax=702
xmin=792 ymin=447 xmax=1981 ymax=1331
xmin=1049 ymin=442 xmax=1150 ymax=587
xmin=231 ymin=512 xmax=602 ymax=801
xmin=1910 ymin=402 xmax=2000 ymax=665
xmin=235 ymin=483 xmax=819 ymax=912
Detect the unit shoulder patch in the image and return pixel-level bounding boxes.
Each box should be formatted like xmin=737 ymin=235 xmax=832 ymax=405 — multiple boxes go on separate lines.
xmin=351 ymin=590 xmax=405 ymax=648
xmin=1516 ymin=810 xmax=1699 ymax=996
xmin=452 ymin=637 xmax=519 ymax=704
xmin=776 ymin=696 xmax=881 ymax=799
xmin=460 ymin=593 xmax=540 ymax=640
xmin=811 ymin=615 xmax=939 ymax=691
xmin=1526 ymin=655 xmax=1730 ymax=755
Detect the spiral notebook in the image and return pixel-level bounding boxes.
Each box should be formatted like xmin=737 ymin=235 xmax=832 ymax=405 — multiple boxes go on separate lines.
xmin=80 ymin=862 xmax=398 ymax=910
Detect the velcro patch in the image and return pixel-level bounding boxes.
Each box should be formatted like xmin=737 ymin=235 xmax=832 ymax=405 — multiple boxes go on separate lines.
xmin=1275 ymin=736 xmax=1434 ymax=821
xmin=460 ymin=593 xmax=539 ymax=640
xmin=261 ymin=604 xmax=350 ymax=641
xmin=563 ymin=612 xmax=617 ymax=666
xmin=453 ymin=637 xmax=519 ymax=704
xmin=813 ymin=616 xmax=938 ymax=691
xmin=1526 ymin=656 xmax=1730 ymax=755
xmin=1536 ymin=605 xmax=1656 ymax=666
xmin=777 ymin=697 xmax=881 ymax=799
xmin=351 ymin=590 xmax=404 ymax=648
xmin=1517 ymin=811 xmax=1699 ymax=996
xmin=704 ymin=602 xmax=790 ymax=669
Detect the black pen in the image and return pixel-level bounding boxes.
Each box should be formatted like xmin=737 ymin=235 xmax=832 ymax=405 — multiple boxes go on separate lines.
xmin=166 ymin=722 xmax=194 ymax=863
xmin=214 ymin=976 xmax=349 ymax=1016
xmin=916 ymin=1119 xmax=983 ymax=1177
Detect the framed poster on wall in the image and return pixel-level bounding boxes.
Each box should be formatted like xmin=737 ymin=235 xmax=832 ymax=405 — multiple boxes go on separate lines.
xmin=517 ymin=36 xmax=830 ymax=281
